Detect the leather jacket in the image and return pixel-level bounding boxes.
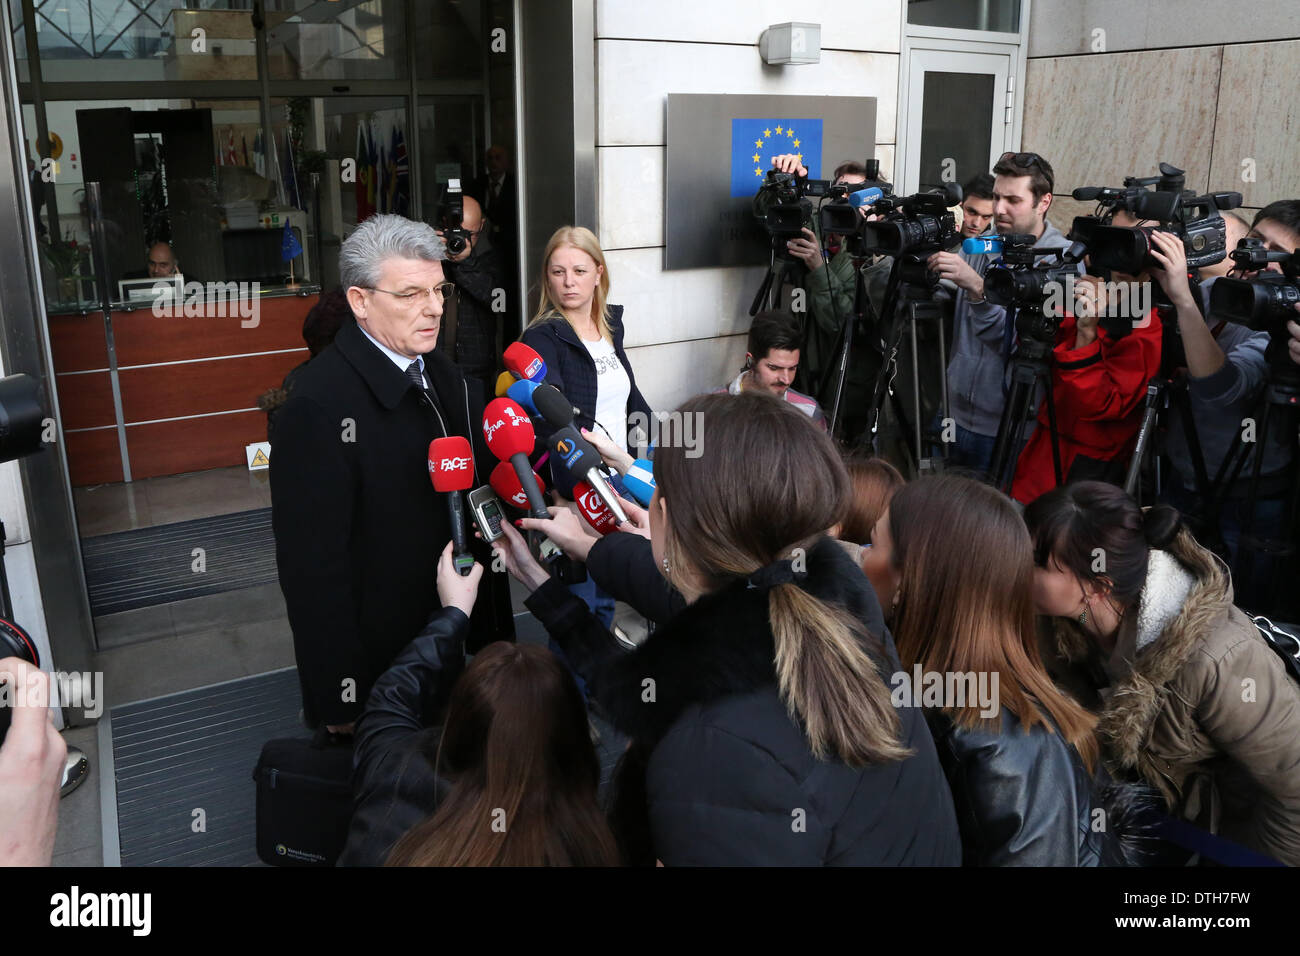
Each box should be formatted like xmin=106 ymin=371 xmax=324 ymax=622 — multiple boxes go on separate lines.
xmin=336 ymin=606 xmax=467 ymax=866
xmin=929 ymin=705 xmax=1114 ymax=866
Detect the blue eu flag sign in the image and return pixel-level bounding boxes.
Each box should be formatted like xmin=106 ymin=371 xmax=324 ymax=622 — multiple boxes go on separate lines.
xmin=281 ymin=221 xmax=303 ymax=262
xmin=730 ymin=118 xmax=823 ymax=197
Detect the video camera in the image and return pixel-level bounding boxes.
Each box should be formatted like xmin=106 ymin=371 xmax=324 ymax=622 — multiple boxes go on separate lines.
xmin=436 ymin=178 xmax=472 ymax=256
xmin=1211 ymin=239 xmax=1300 ymax=331
xmin=974 ymin=233 xmax=1089 ymax=343
xmin=1070 ymin=162 xmax=1242 ymax=275
xmin=819 ymin=158 xmax=895 ymax=237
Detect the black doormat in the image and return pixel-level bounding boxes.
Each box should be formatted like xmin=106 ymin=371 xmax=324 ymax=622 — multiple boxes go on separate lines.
xmin=102 ymin=668 xmax=305 ymax=867
xmin=83 ymin=508 xmax=276 ymax=615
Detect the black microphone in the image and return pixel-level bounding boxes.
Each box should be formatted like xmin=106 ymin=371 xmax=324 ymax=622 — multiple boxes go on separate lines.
xmin=532 ymin=382 xmax=578 ymax=427
xmin=547 ymin=425 xmax=627 ymax=524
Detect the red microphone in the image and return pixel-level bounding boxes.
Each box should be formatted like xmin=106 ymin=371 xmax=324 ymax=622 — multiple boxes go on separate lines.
xmin=482 ymin=398 xmax=549 ymax=518
xmin=429 ymin=436 xmax=475 ymax=576
xmin=489 ymin=459 xmax=547 ymax=510
xmin=573 ymin=480 xmax=618 ymax=535
xmin=503 ymin=341 xmax=547 ymax=383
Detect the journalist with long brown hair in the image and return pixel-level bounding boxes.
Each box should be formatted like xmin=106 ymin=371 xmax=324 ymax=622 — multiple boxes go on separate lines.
xmin=863 ymin=474 xmax=1118 ymax=865
xmin=340 ymin=543 xmax=619 ymax=867
xmin=495 ymin=391 xmax=961 ymax=865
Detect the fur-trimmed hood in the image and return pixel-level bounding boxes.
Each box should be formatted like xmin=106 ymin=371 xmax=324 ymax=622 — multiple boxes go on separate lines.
xmin=1046 ymin=528 xmax=1233 ymax=795
xmin=1042 ymin=529 xmax=1300 ymax=866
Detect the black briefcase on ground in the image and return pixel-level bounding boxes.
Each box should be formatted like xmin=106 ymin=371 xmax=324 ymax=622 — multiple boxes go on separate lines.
xmin=253 ymin=729 xmax=354 ymax=867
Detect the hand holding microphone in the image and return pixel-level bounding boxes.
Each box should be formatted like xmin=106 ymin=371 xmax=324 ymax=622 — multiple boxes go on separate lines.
xmin=579 ymin=426 xmax=633 ymax=475
xmin=518 ymin=507 xmax=598 ymax=563
xmin=435 ymin=541 xmax=483 ymax=615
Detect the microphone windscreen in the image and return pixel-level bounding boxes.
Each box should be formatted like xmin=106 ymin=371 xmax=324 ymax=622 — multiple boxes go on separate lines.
xmin=532 ymin=383 xmax=574 ymax=427
xmin=482 ymin=398 xmax=535 ymax=459
xmin=848 ymin=186 xmax=884 ymax=208
xmin=503 ymin=342 xmax=547 ymax=382
xmin=962 ymin=235 xmax=1003 ymax=255
xmin=428 ymin=436 xmax=474 ymax=492
xmin=490 ymin=459 xmax=546 ymax=509
xmin=941 ymin=181 xmax=963 ymax=206
xmin=548 ymin=425 xmax=600 ymax=478
xmin=506 ymin=379 xmax=541 ymax=417
xmin=1072 ymin=186 xmax=1102 ymax=201
xmin=623 ymin=459 xmax=656 ymax=507
xmin=573 ymin=481 xmax=618 ymax=535
xmin=495 ymin=371 xmax=517 ymax=398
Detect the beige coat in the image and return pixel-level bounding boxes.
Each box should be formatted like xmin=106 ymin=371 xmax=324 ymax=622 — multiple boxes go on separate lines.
xmin=1042 ymin=528 xmax=1300 ymax=866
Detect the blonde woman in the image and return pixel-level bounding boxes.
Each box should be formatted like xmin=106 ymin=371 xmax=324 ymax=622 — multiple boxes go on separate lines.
xmin=521 ymin=226 xmax=652 ymax=631
xmin=521 ymin=226 xmax=652 ymax=487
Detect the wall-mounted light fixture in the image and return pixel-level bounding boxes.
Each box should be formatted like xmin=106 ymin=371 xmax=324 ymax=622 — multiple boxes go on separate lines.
xmin=759 ymin=22 xmax=821 ymax=65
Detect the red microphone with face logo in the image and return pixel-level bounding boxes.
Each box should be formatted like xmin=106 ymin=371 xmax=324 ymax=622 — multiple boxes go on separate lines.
xmin=429 ymin=436 xmax=476 ymax=576
xmin=482 ymin=397 xmax=550 ymax=519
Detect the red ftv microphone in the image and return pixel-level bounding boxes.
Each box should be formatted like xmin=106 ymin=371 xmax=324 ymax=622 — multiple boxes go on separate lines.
xmin=429 ymin=436 xmax=476 ymax=576
xmin=503 ymin=341 xmax=547 ymax=383
xmin=482 ymin=398 xmax=549 ymax=518
xmin=573 ymin=481 xmax=618 ymax=535
xmin=489 ymin=460 xmax=547 ymax=510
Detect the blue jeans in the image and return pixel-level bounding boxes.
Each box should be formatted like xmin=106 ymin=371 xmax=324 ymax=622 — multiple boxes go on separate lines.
xmin=931 ymin=416 xmax=998 ymax=478
xmin=552 ymin=472 xmax=627 ymax=698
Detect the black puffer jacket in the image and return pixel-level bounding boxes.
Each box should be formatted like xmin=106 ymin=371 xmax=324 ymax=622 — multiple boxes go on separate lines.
xmin=526 ymin=536 xmax=962 ymax=866
xmin=929 ymin=707 xmax=1119 ymax=866
xmin=336 ymin=607 xmax=467 ymax=867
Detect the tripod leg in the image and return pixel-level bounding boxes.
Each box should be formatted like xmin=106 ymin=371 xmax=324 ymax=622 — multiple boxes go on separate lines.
xmin=990 ymin=377 xmax=1032 ymax=493
xmin=909 ymin=309 xmax=923 ymax=468
xmin=936 ymin=313 xmax=950 ymax=463
xmin=1042 ymin=373 xmax=1064 ymax=489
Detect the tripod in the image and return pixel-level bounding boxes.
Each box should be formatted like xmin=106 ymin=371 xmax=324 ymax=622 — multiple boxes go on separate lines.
xmin=749 ymin=250 xmax=803 ymax=317
xmin=988 ymin=320 xmax=1063 ymax=495
xmin=857 ymin=255 xmax=952 ymax=474
xmin=821 ymin=254 xmax=877 ymax=438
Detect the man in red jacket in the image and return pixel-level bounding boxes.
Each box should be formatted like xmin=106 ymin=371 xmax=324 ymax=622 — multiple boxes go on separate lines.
xmin=1011 ymin=212 xmax=1172 ymax=503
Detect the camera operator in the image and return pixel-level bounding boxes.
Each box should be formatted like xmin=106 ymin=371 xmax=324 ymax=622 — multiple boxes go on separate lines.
xmin=940 ymin=152 xmax=1072 ymax=474
xmin=755 ymin=154 xmax=888 ymax=437
xmin=1160 ymin=209 xmax=1293 ymax=580
xmin=1008 ymin=206 xmax=1163 ymax=503
xmin=436 ymin=195 xmax=505 ymax=406
xmin=1257 ymin=201 xmax=1300 ymax=364
xmin=931 ymin=173 xmax=997 ymax=302
xmin=1250 ymin=199 xmax=1300 ymax=265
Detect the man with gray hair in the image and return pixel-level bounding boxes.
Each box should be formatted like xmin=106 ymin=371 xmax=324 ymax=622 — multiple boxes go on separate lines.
xmin=271 ymin=214 xmax=513 ymax=733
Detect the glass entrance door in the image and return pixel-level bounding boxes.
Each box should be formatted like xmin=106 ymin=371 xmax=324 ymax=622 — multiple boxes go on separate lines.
xmin=902 ymin=48 xmax=1013 ymax=195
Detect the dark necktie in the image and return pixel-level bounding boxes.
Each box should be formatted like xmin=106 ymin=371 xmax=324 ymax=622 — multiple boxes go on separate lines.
xmin=406 ymin=359 xmax=447 ymax=436
xmin=404 ymin=359 xmax=426 ymax=392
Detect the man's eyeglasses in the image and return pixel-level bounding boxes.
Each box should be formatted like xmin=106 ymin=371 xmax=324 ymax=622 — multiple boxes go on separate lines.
xmin=998 ymin=151 xmax=1055 ymax=193
xmin=366 ymin=282 xmax=456 ymax=308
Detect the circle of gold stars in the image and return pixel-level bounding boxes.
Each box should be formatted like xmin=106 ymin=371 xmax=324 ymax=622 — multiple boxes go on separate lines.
xmin=753 ymin=123 xmax=803 ymax=177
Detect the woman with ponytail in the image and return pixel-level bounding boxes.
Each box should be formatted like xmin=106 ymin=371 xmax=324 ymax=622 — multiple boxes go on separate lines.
xmin=1025 ymin=481 xmax=1300 ymax=866
xmin=494 ymin=391 xmax=961 ymax=865
xmin=862 ymin=474 xmax=1125 ymax=865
